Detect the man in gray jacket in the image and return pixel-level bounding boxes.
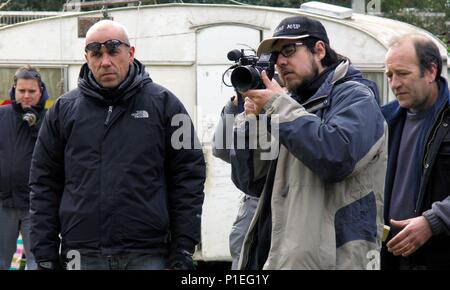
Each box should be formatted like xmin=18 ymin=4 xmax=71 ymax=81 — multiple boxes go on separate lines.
xmin=230 ymin=16 xmax=387 ymax=269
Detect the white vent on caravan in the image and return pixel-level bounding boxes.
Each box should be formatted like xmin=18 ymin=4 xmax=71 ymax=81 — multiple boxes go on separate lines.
xmin=299 ymin=1 xmax=353 ymax=19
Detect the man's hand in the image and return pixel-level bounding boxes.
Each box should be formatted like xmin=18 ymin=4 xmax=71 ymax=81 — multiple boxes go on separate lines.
xmin=387 ymin=216 xmax=432 ymax=257
xmin=167 ymin=250 xmax=195 ymax=270
xmin=242 ymin=70 xmax=286 ymax=116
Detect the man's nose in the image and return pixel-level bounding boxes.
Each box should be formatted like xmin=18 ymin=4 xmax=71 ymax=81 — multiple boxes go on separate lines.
xmin=390 ymin=75 xmax=401 ymax=90
xmin=276 ymin=54 xmax=288 ymax=66
xmin=100 ymin=52 xmax=112 ymax=67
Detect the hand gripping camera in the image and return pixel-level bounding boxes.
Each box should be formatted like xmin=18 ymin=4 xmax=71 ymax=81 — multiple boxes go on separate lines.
xmin=225 ymin=49 xmax=277 ymax=92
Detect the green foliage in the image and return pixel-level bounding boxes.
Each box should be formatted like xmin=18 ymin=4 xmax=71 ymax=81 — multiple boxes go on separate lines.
xmin=1 ymin=0 xmax=448 ymax=49
xmin=4 ymin=0 xmax=66 ymax=11
xmin=381 ymin=0 xmax=449 ymax=49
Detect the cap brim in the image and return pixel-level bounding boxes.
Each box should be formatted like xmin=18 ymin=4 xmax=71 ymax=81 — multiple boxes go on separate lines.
xmin=256 ymin=35 xmax=310 ymax=56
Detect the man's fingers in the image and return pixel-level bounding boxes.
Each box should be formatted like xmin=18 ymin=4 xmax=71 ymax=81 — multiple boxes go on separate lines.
xmin=402 ymin=244 xmax=418 ymax=257
xmin=386 ymin=228 xmax=409 ymax=248
xmin=387 ymin=219 xmax=411 ymax=249
xmin=261 ymin=70 xmax=284 ymax=93
xmin=391 ymin=241 xmax=410 ymax=256
xmin=392 ymin=240 xmax=418 ymax=257
xmin=260 ymin=70 xmax=272 ymax=88
xmin=388 ymin=237 xmax=409 ymax=253
xmin=387 ymin=224 xmax=416 ymax=250
xmin=390 ymin=219 xmax=409 ymax=229
xmin=244 ymin=96 xmax=257 ymax=116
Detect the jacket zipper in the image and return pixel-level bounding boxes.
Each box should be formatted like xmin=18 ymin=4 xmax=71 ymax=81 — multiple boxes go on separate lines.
xmin=302 ymin=95 xmax=327 ymax=109
xmin=414 ymin=105 xmax=450 ymax=214
xmin=104 ymin=105 xmax=113 ymax=126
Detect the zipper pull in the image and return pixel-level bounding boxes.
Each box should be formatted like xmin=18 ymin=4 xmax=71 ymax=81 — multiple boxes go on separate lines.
xmin=105 ymin=105 xmax=113 ymax=126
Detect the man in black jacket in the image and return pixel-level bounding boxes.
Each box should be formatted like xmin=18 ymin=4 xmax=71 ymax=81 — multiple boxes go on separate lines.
xmin=382 ymin=34 xmax=450 ymax=269
xmin=29 ymin=20 xmax=205 ymax=270
xmin=0 ymin=65 xmax=49 ymax=270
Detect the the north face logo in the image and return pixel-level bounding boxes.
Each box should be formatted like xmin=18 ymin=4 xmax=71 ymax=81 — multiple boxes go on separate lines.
xmin=131 ymin=110 xmax=149 ymax=118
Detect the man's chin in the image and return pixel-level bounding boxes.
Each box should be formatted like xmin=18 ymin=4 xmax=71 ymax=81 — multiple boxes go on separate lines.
xmin=99 ymin=80 xmax=119 ymax=89
xmin=286 ymin=82 xmax=301 ymax=93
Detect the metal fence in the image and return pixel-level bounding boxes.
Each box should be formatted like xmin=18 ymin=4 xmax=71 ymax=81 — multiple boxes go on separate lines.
xmin=0 ymin=11 xmax=63 ymax=26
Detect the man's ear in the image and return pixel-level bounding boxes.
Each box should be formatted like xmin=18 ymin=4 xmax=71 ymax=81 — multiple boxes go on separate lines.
xmin=314 ymin=41 xmax=326 ymax=62
xmin=128 ymin=46 xmax=135 ymax=64
xmin=425 ymin=63 xmax=438 ymax=83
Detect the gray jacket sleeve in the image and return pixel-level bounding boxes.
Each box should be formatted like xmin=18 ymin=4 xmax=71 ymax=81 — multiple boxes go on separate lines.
xmin=423 ymin=196 xmax=450 ymax=235
xmin=212 ymin=97 xmax=239 ymax=163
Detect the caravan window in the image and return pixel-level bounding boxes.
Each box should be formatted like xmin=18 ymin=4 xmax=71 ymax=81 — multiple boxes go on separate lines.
xmin=361 ymin=71 xmax=389 ymax=105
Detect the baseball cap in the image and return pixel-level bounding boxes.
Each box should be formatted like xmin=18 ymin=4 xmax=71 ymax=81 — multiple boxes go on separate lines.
xmin=257 ymin=16 xmax=330 ymax=56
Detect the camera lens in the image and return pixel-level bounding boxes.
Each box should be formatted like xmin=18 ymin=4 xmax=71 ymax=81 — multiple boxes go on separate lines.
xmin=230 ymin=66 xmax=261 ymax=92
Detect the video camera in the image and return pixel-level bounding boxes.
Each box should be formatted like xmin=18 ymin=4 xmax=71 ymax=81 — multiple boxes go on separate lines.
xmin=225 ymin=49 xmax=277 ymax=92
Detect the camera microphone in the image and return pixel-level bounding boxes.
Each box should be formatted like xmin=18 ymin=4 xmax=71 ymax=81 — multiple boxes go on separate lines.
xmin=23 ymin=111 xmax=37 ymax=127
xmin=227 ymin=49 xmax=242 ymax=62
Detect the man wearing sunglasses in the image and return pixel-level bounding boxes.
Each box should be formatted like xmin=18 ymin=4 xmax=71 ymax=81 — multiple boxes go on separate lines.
xmin=228 ymin=16 xmax=387 ymax=269
xmin=29 ymin=20 xmax=205 ymax=270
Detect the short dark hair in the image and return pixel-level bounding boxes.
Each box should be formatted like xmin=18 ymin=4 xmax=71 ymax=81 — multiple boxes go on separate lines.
xmin=414 ymin=39 xmax=442 ymax=81
xmin=13 ymin=65 xmax=43 ymax=88
xmin=301 ymin=37 xmax=346 ymax=67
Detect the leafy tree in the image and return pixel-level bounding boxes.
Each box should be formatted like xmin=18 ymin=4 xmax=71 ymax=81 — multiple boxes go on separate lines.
xmin=1 ymin=0 xmax=448 ymax=48
xmin=4 ymin=0 xmax=65 ymax=11
xmin=382 ymin=0 xmax=449 ymax=50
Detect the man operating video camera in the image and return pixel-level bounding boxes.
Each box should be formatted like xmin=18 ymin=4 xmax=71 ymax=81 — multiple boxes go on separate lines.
xmin=213 ymin=15 xmax=388 ymax=270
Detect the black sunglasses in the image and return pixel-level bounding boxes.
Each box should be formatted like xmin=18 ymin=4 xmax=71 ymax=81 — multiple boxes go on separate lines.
xmin=85 ymin=39 xmax=130 ymax=55
xmin=272 ymin=42 xmax=304 ymax=58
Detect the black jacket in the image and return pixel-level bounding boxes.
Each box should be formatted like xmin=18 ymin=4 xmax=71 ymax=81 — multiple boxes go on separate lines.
xmin=0 ymin=84 xmax=49 ymax=210
xmin=382 ymin=77 xmax=450 ymax=268
xmin=29 ymin=60 xmax=205 ymax=263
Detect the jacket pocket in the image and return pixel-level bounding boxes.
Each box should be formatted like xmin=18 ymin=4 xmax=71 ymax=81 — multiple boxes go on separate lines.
xmin=335 ymin=192 xmax=377 ymax=248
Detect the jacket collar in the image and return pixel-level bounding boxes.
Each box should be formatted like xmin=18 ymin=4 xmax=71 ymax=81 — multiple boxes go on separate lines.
xmin=78 ymin=59 xmax=151 ymax=105
xmin=300 ymin=60 xmax=350 ymax=113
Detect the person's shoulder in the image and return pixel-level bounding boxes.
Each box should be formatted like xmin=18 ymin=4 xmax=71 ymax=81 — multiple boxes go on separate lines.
xmin=0 ymin=103 xmax=11 ymax=111
xmin=52 ymin=88 xmax=82 ymax=106
xmin=143 ymin=81 xmax=177 ymax=98
xmin=141 ymin=81 xmax=185 ymax=109
xmin=59 ymin=88 xmax=81 ymax=100
xmin=380 ymin=100 xmax=400 ymax=119
xmin=46 ymin=89 xmax=82 ymax=117
xmin=332 ymin=79 xmax=374 ymax=103
xmin=0 ymin=103 xmax=13 ymax=115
